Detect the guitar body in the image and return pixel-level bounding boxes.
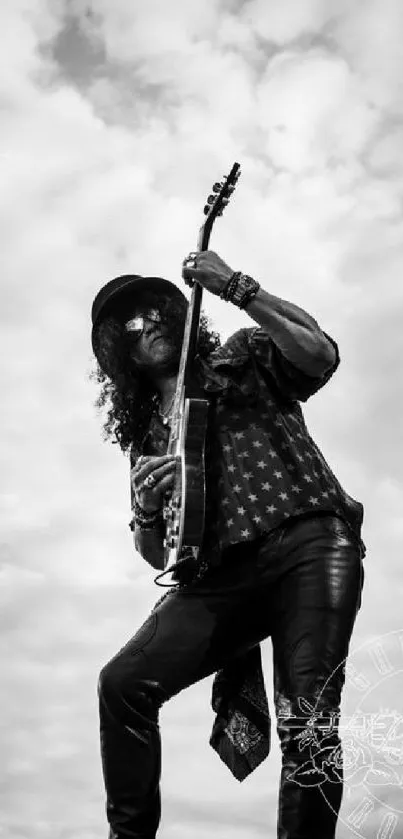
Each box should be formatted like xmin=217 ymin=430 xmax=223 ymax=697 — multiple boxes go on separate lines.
xmin=163 ymin=396 xmax=210 ymax=573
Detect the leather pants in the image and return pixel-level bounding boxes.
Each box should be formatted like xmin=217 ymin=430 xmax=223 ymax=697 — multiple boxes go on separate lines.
xmin=98 ymin=513 xmax=365 ymax=838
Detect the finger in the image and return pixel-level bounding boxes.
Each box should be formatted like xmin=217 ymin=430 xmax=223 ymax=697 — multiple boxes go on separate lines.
xmin=158 ymin=472 xmax=176 ymax=492
xmin=181 ymin=267 xmax=195 ymax=286
xmin=133 ymin=459 xmax=178 ymax=491
xmin=132 ymin=455 xmax=176 ymax=478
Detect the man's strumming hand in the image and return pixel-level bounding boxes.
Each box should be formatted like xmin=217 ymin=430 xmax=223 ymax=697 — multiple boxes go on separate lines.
xmin=131 ymin=455 xmax=179 ymax=513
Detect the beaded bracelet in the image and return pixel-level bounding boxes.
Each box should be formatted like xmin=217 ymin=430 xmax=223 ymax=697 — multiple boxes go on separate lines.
xmin=133 ymin=496 xmax=161 ymax=520
xmin=129 ymin=496 xmax=164 ymax=531
xmin=219 ymin=272 xmax=240 ymax=301
xmin=223 ymin=272 xmax=261 ymax=308
xmin=129 ymin=510 xmax=164 ymax=532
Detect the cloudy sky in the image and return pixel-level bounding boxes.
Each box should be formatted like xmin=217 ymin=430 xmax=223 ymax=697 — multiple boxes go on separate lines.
xmin=2 ymin=1 xmax=403 ymax=837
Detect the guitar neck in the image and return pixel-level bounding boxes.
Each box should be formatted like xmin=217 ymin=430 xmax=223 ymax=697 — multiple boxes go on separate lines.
xmin=167 ymin=162 xmax=240 ymax=450
xmin=168 ymin=263 xmax=206 ymax=448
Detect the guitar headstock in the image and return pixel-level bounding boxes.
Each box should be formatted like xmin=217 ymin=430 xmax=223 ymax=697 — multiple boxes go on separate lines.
xmin=198 ymin=162 xmax=241 ymax=250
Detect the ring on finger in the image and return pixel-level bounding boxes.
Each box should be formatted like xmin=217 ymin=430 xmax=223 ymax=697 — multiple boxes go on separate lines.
xmin=183 ymin=252 xmax=198 ymax=268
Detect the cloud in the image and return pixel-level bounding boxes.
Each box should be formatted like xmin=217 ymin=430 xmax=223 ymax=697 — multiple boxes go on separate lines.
xmin=2 ymin=0 xmax=403 ymax=836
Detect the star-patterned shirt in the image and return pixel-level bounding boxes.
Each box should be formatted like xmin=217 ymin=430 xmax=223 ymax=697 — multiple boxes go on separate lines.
xmin=134 ymin=326 xmax=366 ymax=562
xmin=196 ymin=326 xmax=365 ymax=561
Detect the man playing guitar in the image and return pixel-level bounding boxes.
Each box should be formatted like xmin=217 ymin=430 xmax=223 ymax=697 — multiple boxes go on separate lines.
xmin=91 ymin=175 xmax=366 ymax=838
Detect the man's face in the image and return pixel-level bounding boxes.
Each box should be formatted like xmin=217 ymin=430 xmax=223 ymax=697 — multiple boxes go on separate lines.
xmin=124 ymin=306 xmax=178 ymax=371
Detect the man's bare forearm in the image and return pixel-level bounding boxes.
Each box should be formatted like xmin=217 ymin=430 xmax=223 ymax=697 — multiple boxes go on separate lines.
xmin=244 ymin=288 xmax=336 ymax=376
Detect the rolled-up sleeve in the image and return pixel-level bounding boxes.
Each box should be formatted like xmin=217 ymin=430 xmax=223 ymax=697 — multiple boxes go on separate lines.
xmin=245 ymin=327 xmax=340 ymax=403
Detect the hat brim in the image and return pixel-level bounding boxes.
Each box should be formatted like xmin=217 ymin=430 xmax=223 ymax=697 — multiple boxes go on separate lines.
xmin=91 ymin=274 xmax=187 ymax=361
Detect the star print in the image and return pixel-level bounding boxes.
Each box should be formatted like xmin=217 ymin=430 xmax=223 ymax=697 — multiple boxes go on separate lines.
xmin=296 ymin=454 xmax=304 ymax=462
xmin=257 ymin=460 xmax=267 ymax=469
xmin=234 ymin=431 xmax=244 ymax=439
xmin=308 ymin=497 xmax=319 ymax=505
xmin=303 ymin=475 xmax=313 ymax=483
xmin=222 ymin=498 xmax=230 ymax=505
xmin=266 ymin=504 xmax=277 ymax=514
xmin=274 ymin=470 xmax=283 ymax=479
xmin=223 ymin=444 xmax=231 ymax=453
xmin=262 ymin=482 xmax=272 ymax=491
xmin=279 ymin=492 xmax=289 ymax=501
xmin=241 ymin=528 xmax=251 ymax=538
xmin=268 ymin=449 xmax=277 ymax=459
xmin=237 ymin=506 xmax=246 ymax=515
xmin=252 ymin=440 xmax=263 ymax=448
xmin=240 ymin=450 xmax=250 ymax=458
xmin=253 ymin=515 xmax=262 ymax=524
xmin=250 ymin=423 xmax=258 ymax=430
xmin=321 ymin=491 xmax=329 ymax=498
xmin=228 ymin=464 xmax=236 ymax=473
xmin=248 ymin=493 xmax=258 ymax=502
xmin=227 ymin=518 xmax=234 ymax=526
xmin=243 ymin=472 xmax=253 ymax=480
xmin=233 ymin=484 xmax=241 ymax=492
xmin=291 ymin=485 xmax=302 ymax=493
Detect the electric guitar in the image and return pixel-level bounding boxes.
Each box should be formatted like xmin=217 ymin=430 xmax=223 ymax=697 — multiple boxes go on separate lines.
xmin=161 ymin=162 xmax=241 ymax=581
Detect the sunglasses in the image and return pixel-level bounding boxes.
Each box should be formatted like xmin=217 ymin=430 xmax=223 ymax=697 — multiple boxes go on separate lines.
xmin=124 ymin=309 xmax=162 ymax=342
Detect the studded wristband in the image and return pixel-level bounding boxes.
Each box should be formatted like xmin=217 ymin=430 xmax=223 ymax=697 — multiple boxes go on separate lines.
xmin=238 ymin=276 xmax=261 ymax=309
xmin=225 ymin=272 xmax=261 ymax=308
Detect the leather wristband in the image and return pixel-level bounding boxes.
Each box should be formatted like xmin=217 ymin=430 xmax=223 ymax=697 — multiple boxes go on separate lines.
xmin=238 ymin=277 xmax=261 ymax=309
xmin=222 ymin=272 xmax=260 ymax=308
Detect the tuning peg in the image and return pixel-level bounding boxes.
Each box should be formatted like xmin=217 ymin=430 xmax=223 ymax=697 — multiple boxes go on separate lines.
xmin=203 ymin=205 xmax=210 ymax=215
xmin=221 ymin=197 xmax=230 ymax=205
xmin=226 ymin=184 xmax=236 ymax=194
xmin=212 ymin=182 xmax=222 ymax=193
xmin=206 ymin=195 xmax=215 ymax=205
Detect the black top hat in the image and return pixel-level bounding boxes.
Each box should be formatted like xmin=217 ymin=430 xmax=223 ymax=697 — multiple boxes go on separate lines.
xmin=91 ymin=273 xmax=187 ymax=361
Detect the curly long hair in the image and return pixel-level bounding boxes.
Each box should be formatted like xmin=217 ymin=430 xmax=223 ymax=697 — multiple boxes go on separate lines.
xmin=91 ymin=289 xmax=221 ymax=457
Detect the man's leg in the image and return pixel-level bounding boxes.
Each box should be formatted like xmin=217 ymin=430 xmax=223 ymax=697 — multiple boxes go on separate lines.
xmin=98 ymin=548 xmax=274 ymax=839
xmin=261 ymin=515 xmax=364 ymax=839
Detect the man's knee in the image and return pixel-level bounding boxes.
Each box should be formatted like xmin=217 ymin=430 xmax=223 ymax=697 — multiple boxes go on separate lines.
xmin=98 ymin=655 xmax=167 ymax=723
xmin=98 ymin=657 xmax=126 ymax=703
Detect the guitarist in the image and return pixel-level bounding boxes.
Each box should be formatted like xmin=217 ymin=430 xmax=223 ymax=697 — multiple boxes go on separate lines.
xmin=91 ymin=251 xmax=366 ymax=839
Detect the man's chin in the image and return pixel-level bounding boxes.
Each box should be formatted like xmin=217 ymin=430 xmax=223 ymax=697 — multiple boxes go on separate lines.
xmin=158 ymin=355 xmax=180 ymax=375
